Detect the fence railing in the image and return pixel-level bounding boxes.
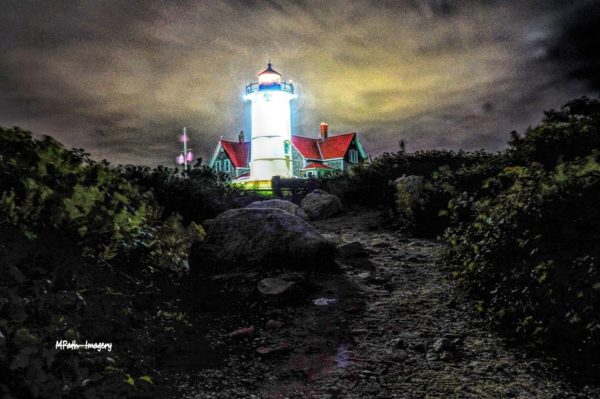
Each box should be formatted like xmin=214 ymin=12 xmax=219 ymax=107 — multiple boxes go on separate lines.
xmin=271 ymin=176 xmax=318 ymax=199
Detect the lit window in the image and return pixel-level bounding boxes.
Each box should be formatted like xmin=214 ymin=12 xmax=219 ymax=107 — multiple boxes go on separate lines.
xmin=224 ymin=159 xmax=231 ymax=172
xmin=215 ymin=160 xmax=222 ymax=172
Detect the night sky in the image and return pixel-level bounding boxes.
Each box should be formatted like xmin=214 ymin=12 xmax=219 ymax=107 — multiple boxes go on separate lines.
xmin=1 ymin=0 xmax=599 ymax=166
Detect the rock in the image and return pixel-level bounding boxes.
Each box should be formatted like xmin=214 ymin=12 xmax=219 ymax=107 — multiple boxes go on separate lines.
xmin=445 ymin=298 xmax=457 ymax=308
xmin=228 ymin=326 xmax=255 ymax=338
xmin=390 ymin=338 xmax=406 ymax=349
xmin=265 ymin=319 xmax=284 ymax=329
xmin=257 ymin=277 xmax=296 ymax=296
xmin=342 ymin=257 xmax=376 ymax=271
xmin=255 ymin=344 xmax=290 ymax=356
xmin=194 ymin=208 xmax=335 ymax=271
xmin=411 ymin=342 xmax=427 ymax=353
xmin=313 ymin=297 xmax=337 ymax=306
xmin=432 ymin=338 xmax=453 ymax=353
xmin=336 ymin=241 xmax=368 ymax=259
xmin=245 ymin=199 xmax=309 ymax=220
xmin=300 ymin=189 xmax=343 ymax=220
xmin=439 ymin=351 xmax=454 ymax=361
xmin=372 ymin=240 xmax=391 ymax=248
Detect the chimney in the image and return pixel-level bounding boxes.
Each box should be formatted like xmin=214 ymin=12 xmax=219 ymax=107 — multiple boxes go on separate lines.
xmin=320 ymin=122 xmax=328 ymax=139
xmin=238 ymin=130 xmax=244 ymax=143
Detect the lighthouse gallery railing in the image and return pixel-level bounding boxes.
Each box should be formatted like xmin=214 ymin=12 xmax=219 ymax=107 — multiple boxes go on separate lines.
xmin=245 ymin=82 xmax=294 ymax=95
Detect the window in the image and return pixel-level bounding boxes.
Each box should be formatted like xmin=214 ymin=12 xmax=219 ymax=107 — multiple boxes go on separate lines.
xmin=349 ymin=149 xmax=359 ymax=163
xmin=224 ymin=159 xmax=231 ymax=172
xmin=215 ymin=160 xmax=222 ymax=172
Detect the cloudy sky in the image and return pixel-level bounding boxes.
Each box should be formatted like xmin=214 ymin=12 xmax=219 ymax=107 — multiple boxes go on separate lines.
xmin=1 ymin=0 xmax=599 ymax=165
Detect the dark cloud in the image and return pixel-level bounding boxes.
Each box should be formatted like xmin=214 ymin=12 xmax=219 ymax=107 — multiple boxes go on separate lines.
xmin=0 ymin=0 xmax=598 ymax=165
xmin=547 ymin=1 xmax=600 ymax=89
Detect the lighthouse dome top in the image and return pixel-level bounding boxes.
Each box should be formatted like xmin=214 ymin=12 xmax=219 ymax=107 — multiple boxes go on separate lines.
xmin=258 ymin=62 xmax=282 ymax=85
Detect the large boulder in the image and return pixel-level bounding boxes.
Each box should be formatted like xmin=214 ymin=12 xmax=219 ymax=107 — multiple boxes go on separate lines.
xmin=193 ymin=208 xmax=335 ymax=271
xmin=246 ymin=199 xmax=308 ymax=220
xmin=300 ymin=189 xmax=343 ymax=220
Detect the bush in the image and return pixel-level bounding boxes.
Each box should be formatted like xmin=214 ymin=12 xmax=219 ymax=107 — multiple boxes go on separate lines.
xmin=508 ymin=97 xmax=600 ymax=169
xmin=444 ymin=157 xmax=600 ymax=371
xmin=322 ymin=149 xmax=499 ymax=213
xmin=118 ymin=164 xmax=262 ymax=225
xmin=391 ymin=153 xmax=508 ymax=237
xmin=0 ymin=127 xmax=195 ymax=398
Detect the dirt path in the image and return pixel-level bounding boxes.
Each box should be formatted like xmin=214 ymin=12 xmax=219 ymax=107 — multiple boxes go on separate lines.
xmin=169 ymin=210 xmax=599 ymax=398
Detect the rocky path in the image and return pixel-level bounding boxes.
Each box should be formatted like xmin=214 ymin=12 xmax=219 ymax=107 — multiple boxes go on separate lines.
xmin=169 ymin=210 xmax=599 ymax=398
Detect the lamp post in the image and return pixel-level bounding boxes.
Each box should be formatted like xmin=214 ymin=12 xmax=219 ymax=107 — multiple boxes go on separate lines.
xmin=176 ymin=127 xmax=194 ymax=170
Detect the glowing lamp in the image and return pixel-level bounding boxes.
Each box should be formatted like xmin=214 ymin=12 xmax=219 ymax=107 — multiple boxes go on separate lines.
xmin=176 ymin=154 xmax=185 ymax=165
xmin=258 ymin=62 xmax=282 ymax=85
xmin=186 ymin=151 xmax=194 ymax=162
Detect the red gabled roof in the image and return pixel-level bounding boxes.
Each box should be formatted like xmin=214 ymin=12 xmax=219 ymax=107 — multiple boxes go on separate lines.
xmin=302 ymin=162 xmax=333 ymax=170
xmin=292 ymin=136 xmax=321 ymax=159
xmin=220 ymin=132 xmax=357 ymax=167
xmin=292 ymin=133 xmax=356 ymax=160
xmin=220 ymin=140 xmax=249 ymax=168
xmin=318 ymin=132 xmax=355 ymax=159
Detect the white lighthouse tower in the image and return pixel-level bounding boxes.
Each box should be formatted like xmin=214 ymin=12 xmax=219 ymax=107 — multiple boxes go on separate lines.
xmin=244 ymin=62 xmax=296 ymax=185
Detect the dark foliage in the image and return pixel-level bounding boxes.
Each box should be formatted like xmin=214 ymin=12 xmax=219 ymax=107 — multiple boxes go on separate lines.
xmin=0 ymin=127 xmax=195 ymax=398
xmin=320 ymin=149 xmax=496 ymax=212
xmin=118 ymin=164 xmax=262 ymax=225
xmin=444 ymin=159 xmax=600 ymax=374
xmin=508 ymin=97 xmax=600 ymax=169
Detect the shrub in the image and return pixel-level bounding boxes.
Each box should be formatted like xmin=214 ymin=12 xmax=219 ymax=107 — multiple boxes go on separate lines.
xmin=508 ymin=97 xmax=600 ymax=169
xmin=118 ymin=164 xmax=261 ymax=225
xmin=0 ymin=127 xmax=194 ymax=398
xmin=322 ymin=149 xmax=499 ymax=213
xmin=392 ymin=153 xmax=508 ymax=237
xmin=445 ymin=157 xmax=600 ymax=371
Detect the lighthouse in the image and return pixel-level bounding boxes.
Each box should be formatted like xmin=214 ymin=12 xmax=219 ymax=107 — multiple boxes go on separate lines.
xmin=208 ymin=64 xmax=367 ymax=183
xmin=244 ymin=62 xmax=296 ymax=184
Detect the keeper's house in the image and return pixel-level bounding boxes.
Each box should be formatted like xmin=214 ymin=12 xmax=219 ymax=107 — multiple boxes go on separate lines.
xmin=209 ymin=124 xmax=367 ymax=180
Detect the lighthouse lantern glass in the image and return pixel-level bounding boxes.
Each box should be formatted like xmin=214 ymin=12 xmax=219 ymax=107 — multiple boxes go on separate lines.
xmin=259 ymin=72 xmax=281 ymax=85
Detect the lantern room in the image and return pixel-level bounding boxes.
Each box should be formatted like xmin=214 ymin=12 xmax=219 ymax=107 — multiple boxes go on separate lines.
xmin=258 ymin=62 xmax=282 ymax=85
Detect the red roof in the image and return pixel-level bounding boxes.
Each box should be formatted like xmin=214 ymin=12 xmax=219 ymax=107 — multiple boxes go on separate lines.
xmin=291 ymin=136 xmax=321 ymax=159
xmin=318 ymin=132 xmax=355 ymax=159
xmin=220 ymin=132 xmax=357 ymax=168
xmin=292 ymin=132 xmax=356 ymax=160
xmin=302 ymin=162 xmax=333 ymax=170
xmin=220 ymin=140 xmax=249 ymax=168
